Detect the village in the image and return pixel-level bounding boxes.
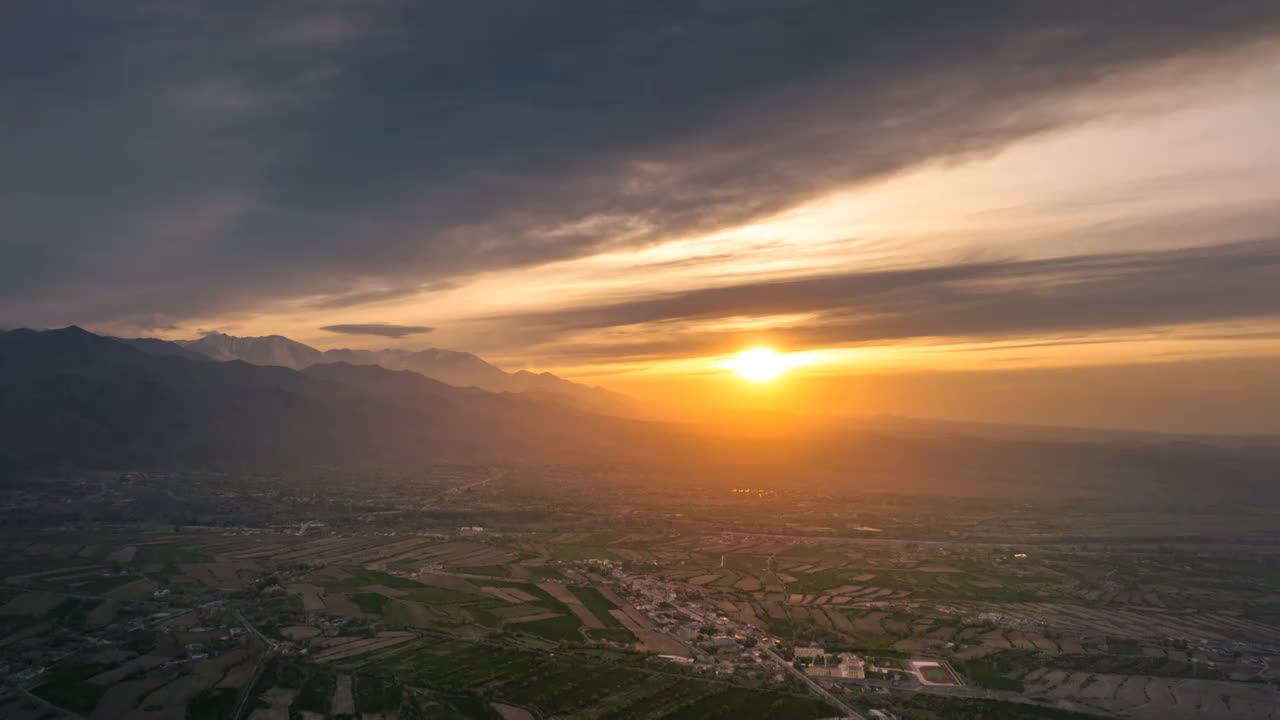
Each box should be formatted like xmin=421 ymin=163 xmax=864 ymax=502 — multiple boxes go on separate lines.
xmin=583 ymin=557 xmax=963 ymax=716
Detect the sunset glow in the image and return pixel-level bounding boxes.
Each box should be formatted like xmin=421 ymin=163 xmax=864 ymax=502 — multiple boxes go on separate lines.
xmin=3 ymin=3 xmax=1280 ymax=434
xmin=727 ymin=348 xmax=790 ymax=382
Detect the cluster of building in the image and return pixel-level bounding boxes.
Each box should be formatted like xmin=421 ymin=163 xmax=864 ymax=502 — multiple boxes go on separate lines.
xmin=793 ymin=646 xmax=866 ymax=679
xmin=583 ymin=560 xmax=787 ymax=682
xmin=582 ymin=558 xmax=959 ymax=719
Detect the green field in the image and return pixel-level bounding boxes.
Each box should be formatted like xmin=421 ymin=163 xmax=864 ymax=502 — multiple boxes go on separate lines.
xmin=347 ymin=636 xmax=836 ymax=719
xmin=568 ymin=585 xmax=626 ymax=628
xmin=404 ymin=586 xmax=486 ymax=605
xmin=321 ymin=567 xmax=427 ymax=592
xmin=355 ymin=674 xmax=403 ymax=713
xmin=133 ymin=541 xmax=215 ymax=565
xmin=32 ymin=664 xmax=111 ymax=714
xmin=350 ymin=592 xmax=394 ymax=614
xmin=955 ymin=650 xmax=1042 ymax=692
xmin=466 ymin=606 xmax=503 ymax=629
xmin=187 ymin=688 xmax=239 ymax=720
xmin=512 ymin=613 xmax=584 ymax=642
xmin=292 ymin=668 xmax=335 ymax=715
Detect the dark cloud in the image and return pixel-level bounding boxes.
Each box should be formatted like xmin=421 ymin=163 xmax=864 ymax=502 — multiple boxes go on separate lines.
xmin=320 ymin=323 xmax=433 ymax=338
xmin=1 ymin=1 xmax=1278 ymax=328
xmin=486 ymin=239 xmax=1280 ymax=362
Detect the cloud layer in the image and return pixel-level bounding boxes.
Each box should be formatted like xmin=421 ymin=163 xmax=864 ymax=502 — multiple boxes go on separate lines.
xmin=480 ymin=239 xmax=1280 ymax=363
xmin=320 ymin=323 xmax=433 ymax=338
xmin=3 ymin=1 xmax=1279 ymax=332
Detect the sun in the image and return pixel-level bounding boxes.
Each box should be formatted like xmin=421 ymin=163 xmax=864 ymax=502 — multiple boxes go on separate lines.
xmin=728 ymin=347 xmax=789 ymax=382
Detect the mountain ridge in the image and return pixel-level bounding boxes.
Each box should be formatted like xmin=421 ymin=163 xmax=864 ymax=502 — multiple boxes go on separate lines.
xmin=4 ymin=327 xmax=1279 ymax=504
xmin=0 ymin=327 xmax=671 ymax=474
xmin=181 ymin=331 xmax=630 ymax=414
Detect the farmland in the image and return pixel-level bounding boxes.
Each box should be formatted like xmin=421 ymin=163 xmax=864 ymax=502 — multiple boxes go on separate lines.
xmin=1 ymin=465 xmax=1279 ymax=718
xmin=336 ymin=635 xmax=834 ymax=719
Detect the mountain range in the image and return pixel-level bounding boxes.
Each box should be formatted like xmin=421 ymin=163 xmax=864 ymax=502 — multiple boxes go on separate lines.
xmin=0 ymin=327 xmax=669 ymax=474
xmin=179 ymin=332 xmax=629 ymax=415
xmin=4 ymin=327 xmax=1278 ymax=504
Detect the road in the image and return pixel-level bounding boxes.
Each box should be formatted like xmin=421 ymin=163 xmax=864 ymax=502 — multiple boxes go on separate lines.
xmin=229 ymin=657 xmax=267 ymax=720
xmin=233 ymin=610 xmax=279 ymax=652
xmin=762 ymin=647 xmax=866 ymax=720
xmin=230 ymin=611 xmax=275 ymax=720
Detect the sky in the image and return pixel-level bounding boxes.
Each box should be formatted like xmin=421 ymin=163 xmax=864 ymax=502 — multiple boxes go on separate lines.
xmin=3 ymin=1 xmax=1280 ymax=433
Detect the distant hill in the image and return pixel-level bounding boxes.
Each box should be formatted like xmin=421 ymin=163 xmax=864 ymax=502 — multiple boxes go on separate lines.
xmin=0 ymin=327 xmax=671 ymax=474
xmin=182 ymin=331 xmax=633 ymax=415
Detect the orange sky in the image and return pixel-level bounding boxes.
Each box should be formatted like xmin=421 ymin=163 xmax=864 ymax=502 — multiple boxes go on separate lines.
xmin=8 ymin=4 xmax=1279 ymax=433
xmin=143 ymin=47 xmax=1280 ymax=433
